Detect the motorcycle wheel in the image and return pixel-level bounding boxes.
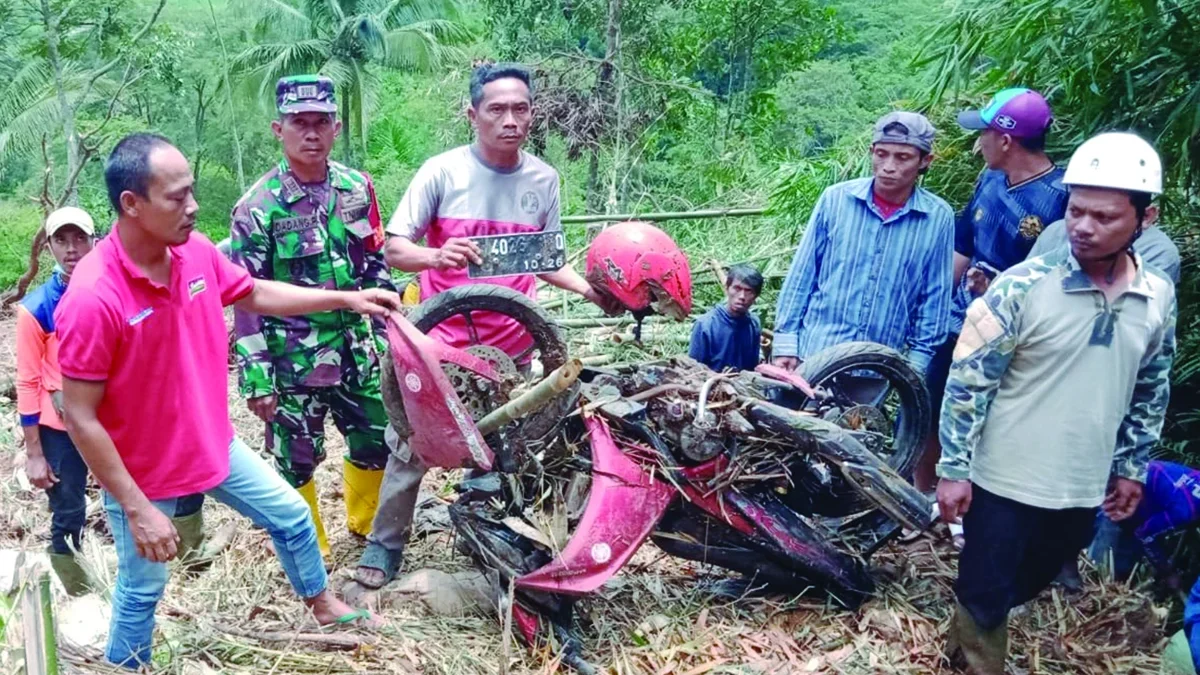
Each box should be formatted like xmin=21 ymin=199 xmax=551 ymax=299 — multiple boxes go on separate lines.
xmin=380 ymin=284 xmax=571 ymax=442
xmin=794 ymin=341 xmax=932 ymax=517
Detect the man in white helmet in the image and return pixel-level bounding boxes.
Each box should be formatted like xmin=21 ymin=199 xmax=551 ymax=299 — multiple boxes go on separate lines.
xmin=934 ymin=132 xmax=1176 ymax=674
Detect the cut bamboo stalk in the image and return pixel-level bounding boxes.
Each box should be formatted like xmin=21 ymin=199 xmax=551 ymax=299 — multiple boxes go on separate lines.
xmin=478 ymin=359 xmax=582 ymax=435
xmin=20 ymin=568 xmax=58 ymax=675
xmin=568 ymin=207 xmax=766 ymax=226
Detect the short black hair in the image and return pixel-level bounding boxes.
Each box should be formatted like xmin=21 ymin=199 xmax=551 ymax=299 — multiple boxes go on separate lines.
xmin=1017 ymin=133 xmax=1048 ymax=152
xmin=726 ymin=264 xmax=764 ymax=294
xmin=470 ymin=63 xmax=533 ymax=107
xmin=105 ymin=133 xmax=174 ymax=215
xmin=1130 ymin=191 xmax=1153 ymax=226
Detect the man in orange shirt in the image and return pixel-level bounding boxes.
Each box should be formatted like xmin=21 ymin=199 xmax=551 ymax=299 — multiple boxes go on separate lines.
xmin=16 ymin=206 xmax=96 ymax=595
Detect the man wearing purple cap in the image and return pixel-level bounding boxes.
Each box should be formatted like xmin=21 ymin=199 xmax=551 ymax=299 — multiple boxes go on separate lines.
xmin=916 ymin=88 xmax=1068 ymax=492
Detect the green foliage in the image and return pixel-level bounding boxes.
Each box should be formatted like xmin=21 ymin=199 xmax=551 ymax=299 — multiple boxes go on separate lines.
xmin=918 ymin=0 xmax=1200 ymax=188
xmin=230 ymin=0 xmax=472 ymax=160
xmin=0 ymin=202 xmax=48 ymax=289
xmin=917 ymin=0 xmax=1200 ymax=459
xmin=770 ymin=61 xmax=872 ymax=156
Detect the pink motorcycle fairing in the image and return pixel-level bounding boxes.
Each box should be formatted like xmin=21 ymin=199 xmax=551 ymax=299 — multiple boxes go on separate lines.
xmin=516 ymin=414 xmax=675 ymax=595
xmin=755 ymin=363 xmax=817 ymax=398
xmin=386 ymin=311 xmax=502 ymax=470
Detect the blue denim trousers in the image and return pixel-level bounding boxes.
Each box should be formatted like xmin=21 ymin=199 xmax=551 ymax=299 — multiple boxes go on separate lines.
xmin=104 ymin=437 xmax=327 ymax=668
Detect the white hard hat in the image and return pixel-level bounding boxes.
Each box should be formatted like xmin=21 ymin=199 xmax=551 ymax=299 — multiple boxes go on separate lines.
xmin=45 ymin=206 xmax=96 ymax=237
xmin=1062 ymin=132 xmax=1162 ymax=195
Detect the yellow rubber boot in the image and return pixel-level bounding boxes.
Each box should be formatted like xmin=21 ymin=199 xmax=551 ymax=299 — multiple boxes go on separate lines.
xmin=402 ymin=281 xmax=420 ymax=306
xmin=343 ymin=459 xmax=384 ymax=537
xmin=296 ymin=480 xmax=331 ymax=559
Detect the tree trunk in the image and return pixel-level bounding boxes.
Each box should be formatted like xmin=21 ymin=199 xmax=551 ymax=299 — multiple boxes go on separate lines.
xmin=585 ymin=148 xmax=602 ymax=213
xmin=41 ymin=0 xmax=78 ymax=205
xmin=598 ymin=0 xmax=622 ymax=213
xmin=193 ymin=81 xmax=209 ymax=190
xmin=207 ymin=0 xmax=246 ymax=190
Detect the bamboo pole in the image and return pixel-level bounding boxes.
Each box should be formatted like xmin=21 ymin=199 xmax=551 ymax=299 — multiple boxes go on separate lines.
xmin=20 ymin=568 xmax=58 ymax=675
xmin=478 ymin=359 xmax=582 ymax=435
xmin=564 ymin=207 xmax=766 ymax=226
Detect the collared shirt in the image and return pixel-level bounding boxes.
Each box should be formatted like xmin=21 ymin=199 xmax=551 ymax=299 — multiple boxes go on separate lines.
xmin=938 ymin=249 xmax=1176 ymax=509
xmin=230 ymin=158 xmax=391 ymax=397
xmin=951 ymin=166 xmax=1068 ymax=330
xmin=386 ymin=145 xmax=562 ymax=357
xmin=689 ymin=303 xmax=762 ymax=372
xmin=16 ymin=270 xmax=68 ymax=429
xmin=773 ymin=177 xmax=955 ymax=372
xmin=1028 ymin=219 xmax=1181 ymax=284
xmin=55 ymin=227 xmax=255 ymax=500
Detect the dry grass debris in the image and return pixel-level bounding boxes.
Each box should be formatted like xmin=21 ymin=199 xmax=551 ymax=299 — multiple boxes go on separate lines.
xmin=0 ymin=308 xmax=1174 ymax=674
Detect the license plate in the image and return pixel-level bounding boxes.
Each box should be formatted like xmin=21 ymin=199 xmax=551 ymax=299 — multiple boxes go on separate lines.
xmin=468 ymin=231 xmax=567 ymax=279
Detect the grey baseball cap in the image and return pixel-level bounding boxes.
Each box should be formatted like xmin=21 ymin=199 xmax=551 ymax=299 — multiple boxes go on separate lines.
xmin=872 ymin=112 xmax=937 ymax=153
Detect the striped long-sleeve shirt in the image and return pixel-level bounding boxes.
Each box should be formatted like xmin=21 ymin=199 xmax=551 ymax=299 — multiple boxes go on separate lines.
xmin=773 ymin=178 xmax=955 ymax=372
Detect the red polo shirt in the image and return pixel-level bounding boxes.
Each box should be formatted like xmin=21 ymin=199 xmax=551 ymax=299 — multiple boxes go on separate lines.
xmin=55 ymin=226 xmax=254 ymax=500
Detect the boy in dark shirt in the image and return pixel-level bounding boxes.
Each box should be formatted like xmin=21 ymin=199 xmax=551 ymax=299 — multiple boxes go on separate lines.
xmin=689 ymin=264 xmax=763 ymax=372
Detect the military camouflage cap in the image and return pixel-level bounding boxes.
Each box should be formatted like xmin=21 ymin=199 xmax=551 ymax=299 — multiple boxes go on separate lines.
xmin=276 ymin=75 xmax=337 ymax=114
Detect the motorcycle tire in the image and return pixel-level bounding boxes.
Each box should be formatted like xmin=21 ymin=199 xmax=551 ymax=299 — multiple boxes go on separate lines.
xmin=380 ymin=284 xmax=571 ymax=442
xmin=795 ymin=341 xmax=932 ymax=516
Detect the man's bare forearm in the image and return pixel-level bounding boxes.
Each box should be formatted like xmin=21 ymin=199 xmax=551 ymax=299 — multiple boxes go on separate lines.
xmin=21 ymin=424 xmax=43 ymax=458
xmin=385 ymin=236 xmax=438 ymax=273
xmin=63 ymin=380 xmax=150 ymax=514
xmin=540 ymin=266 xmax=591 ymax=297
xmin=235 ymin=279 xmax=355 ymax=317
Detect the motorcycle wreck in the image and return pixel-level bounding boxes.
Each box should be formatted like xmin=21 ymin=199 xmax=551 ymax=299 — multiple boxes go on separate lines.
xmin=379 ymin=280 xmax=935 ymax=674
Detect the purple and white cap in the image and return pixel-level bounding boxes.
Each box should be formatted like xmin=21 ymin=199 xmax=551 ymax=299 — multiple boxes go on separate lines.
xmin=957 ymin=88 xmax=1052 ymax=138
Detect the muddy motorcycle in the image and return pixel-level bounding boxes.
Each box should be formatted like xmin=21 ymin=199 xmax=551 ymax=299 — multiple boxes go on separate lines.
xmin=381 ymin=284 xmax=934 ymax=672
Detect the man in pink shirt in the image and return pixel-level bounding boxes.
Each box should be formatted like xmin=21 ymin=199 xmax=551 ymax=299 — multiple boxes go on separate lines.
xmin=17 ymin=206 xmax=96 ymax=595
xmin=55 ymin=133 xmax=398 ymax=668
xmin=354 ymin=63 xmax=611 ymax=588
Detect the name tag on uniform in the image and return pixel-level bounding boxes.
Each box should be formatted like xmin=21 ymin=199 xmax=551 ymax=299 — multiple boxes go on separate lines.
xmin=340 ymin=205 xmax=370 ymax=223
xmin=468 ymin=231 xmax=567 ymax=279
xmin=275 ymin=214 xmax=321 ymax=234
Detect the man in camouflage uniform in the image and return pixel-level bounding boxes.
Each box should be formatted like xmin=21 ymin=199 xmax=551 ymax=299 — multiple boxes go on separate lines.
xmin=231 ymin=76 xmax=394 ymax=558
xmin=935 ymin=132 xmax=1175 ymax=674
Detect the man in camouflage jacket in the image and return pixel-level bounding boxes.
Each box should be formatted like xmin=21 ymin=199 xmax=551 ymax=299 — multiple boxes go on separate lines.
xmin=231 ymin=75 xmax=394 ymax=557
xmin=935 ymin=132 xmax=1175 ymax=674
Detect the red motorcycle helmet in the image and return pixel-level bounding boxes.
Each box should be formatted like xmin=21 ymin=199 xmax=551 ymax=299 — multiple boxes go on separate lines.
xmin=585 ymin=221 xmax=693 ymax=320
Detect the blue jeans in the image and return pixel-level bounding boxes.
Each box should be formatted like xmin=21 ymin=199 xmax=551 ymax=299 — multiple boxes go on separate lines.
xmin=104 ymin=437 xmax=327 ymax=668
xmin=1087 ymin=512 xmax=1144 ymax=581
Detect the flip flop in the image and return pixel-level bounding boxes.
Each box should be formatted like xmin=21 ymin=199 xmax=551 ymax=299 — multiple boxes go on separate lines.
xmin=321 ymin=608 xmax=377 ymax=631
xmin=354 ymin=541 xmax=404 ymax=589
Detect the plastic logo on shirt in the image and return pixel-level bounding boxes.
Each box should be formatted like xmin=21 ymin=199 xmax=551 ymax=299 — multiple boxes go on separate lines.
xmin=127 ymin=307 xmax=154 ymax=326
xmin=188 ymin=276 xmax=208 ymax=299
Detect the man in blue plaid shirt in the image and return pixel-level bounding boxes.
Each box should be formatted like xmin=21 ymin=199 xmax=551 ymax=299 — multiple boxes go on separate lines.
xmin=772 ymin=112 xmax=954 ymax=384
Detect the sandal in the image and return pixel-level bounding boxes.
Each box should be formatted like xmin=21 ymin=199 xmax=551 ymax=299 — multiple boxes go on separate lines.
xmin=354 ymin=542 xmax=404 ymax=589
xmin=321 ymin=608 xmax=379 ymax=631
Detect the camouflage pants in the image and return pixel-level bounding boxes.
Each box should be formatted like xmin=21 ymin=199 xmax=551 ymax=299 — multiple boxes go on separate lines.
xmin=267 ymin=378 xmax=389 ymax=487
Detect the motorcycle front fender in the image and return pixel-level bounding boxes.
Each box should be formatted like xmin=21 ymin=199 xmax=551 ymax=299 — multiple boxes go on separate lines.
xmin=515 ymin=414 xmax=675 ymax=595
